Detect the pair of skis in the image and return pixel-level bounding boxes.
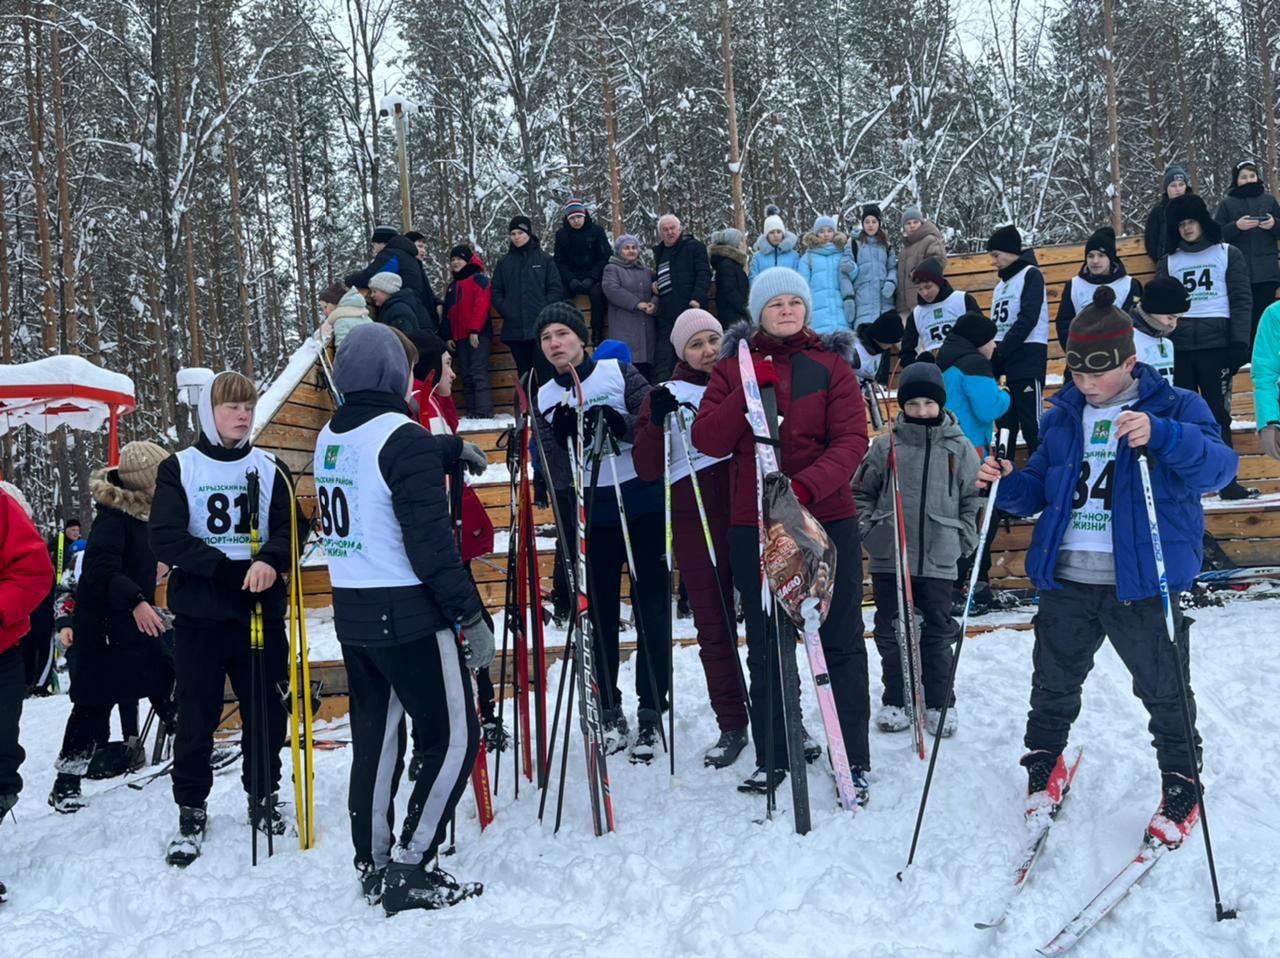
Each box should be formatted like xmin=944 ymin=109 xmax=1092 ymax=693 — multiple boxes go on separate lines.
xmin=738 ymin=341 xmax=859 ymax=828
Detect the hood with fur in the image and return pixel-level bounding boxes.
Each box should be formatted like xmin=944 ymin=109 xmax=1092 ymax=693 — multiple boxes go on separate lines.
xmin=719 ymin=320 xmax=858 ymax=369
xmin=90 ymin=468 xmax=153 ymax=521
xmin=802 ymin=231 xmax=849 ymax=254
xmin=709 ymin=244 xmax=748 ymax=266
xmin=752 ymin=230 xmax=798 ymax=254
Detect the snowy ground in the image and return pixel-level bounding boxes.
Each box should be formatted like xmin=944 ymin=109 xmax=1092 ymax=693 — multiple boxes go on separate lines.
xmin=3 ymin=599 xmax=1277 ymax=958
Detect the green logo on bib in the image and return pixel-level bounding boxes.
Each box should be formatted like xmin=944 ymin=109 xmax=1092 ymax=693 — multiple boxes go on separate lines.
xmin=323 ymin=445 xmax=341 ymax=470
xmin=1091 ymin=420 xmax=1112 ymax=445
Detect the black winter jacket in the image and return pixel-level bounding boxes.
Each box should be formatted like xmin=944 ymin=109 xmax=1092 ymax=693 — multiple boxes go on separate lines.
xmin=1054 ymin=263 xmax=1142 ymax=348
xmin=653 ymin=234 xmax=712 ymax=322
xmin=1156 ymin=238 xmax=1253 ymax=351
xmin=554 ymin=214 xmax=612 ymax=291
xmin=73 ymin=470 xmax=172 ymax=706
xmin=709 ymin=244 xmax=750 ymax=327
xmin=323 ymin=391 xmax=483 ymax=646
xmin=375 ymin=288 xmax=429 ymax=334
xmin=991 ymin=251 xmax=1048 ymax=382
xmin=344 ymin=235 xmax=427 ymax=300
xmin=1214 ymin=183 xmax=1280 ymax=285
xmin=901 ymin=281 xmax=982 ymax=364
xmin=150 ymin=438 xmax=300 ymax=624
xmin=492 ymin=238 xmax=564 ymax=342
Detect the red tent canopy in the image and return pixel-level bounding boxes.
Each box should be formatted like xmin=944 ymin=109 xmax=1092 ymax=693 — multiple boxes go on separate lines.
xmin=0 ymin=356 xmax=137 ymax=465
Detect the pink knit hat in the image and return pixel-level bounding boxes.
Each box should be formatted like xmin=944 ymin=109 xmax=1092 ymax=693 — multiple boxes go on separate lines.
xmin=670 ymin=309 xmax=723 ymax=360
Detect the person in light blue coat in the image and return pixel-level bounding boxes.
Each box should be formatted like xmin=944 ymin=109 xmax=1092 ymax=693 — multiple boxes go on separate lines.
xmin=748 ymin=205 xmax=801 ymax=281
xmin=800 ymin=216 xmax=851 ymax=334
xmin=841 ymin=203 xmax=898 ymax=328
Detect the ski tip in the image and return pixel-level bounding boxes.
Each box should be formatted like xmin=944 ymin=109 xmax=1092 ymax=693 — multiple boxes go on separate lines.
xmin=974 ymin=916 xmax=1006 ymax=930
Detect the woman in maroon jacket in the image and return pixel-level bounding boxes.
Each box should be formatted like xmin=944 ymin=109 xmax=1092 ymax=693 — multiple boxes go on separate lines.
xmin=692 ymin=267 xmax=871 ymax=799
xmin=444 ymin=245 xmax=494 ymax=418
xmin=633 ymin=310 xmax=750 ymax=769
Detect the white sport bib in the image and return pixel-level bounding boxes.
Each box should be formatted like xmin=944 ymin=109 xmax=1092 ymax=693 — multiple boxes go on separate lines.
xmin=1059 ymin=402 xmax=1122 ymax=554
xmin=1134 ymin=328 xmax=1175 ymax=385
xmin=537 ymin=359 xmax=638 ymax=484
xmin=912 ymin=289 xmax=967 ymax=350
xmin=175 ymin=447 xmax=277 ymax=560
xmin=991 ymin=266 xmax=1049 ymax=345
xmin=315 ymin=413 xmax=421 ymax=587
xmin=1069 ymin=274 xmax=1134 ymax=313
xmin=658 ymin=379 xmax=730 ymax=484
xmin=1165 ymin=245 xmax=1230 ymax=318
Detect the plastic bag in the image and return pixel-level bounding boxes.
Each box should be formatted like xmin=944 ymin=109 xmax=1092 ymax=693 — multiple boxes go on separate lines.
xmin=761 ymin=472 xmax=837 ymax=631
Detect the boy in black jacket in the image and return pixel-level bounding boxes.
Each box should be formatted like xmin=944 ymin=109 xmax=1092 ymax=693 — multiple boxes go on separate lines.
xmin=317 ymin=323 xmax=494 ymax=914
xmin=987 ymin=225 xmax=1050 ymax=455
xmin=150 ymin=372 xmax=301 ymax=866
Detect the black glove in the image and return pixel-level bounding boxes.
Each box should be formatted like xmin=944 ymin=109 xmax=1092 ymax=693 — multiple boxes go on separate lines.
xmin=533 ymin=469 xmax=550 ymax=509
xmin=585 ymin=405 xmax=627 ymax=441
xmin=648 ymin=386 xmax=679 ymax=423
xmin=551 ymin=405 xmax=580 ymax=449
xmin=1229 ymin=342 xmax=1250 ymax=375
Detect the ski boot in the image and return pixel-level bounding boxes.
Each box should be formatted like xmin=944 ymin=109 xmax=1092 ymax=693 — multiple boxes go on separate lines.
xmin=1147 ymin=772 xmax=1201 ymax=847
xmin=925 ymin=708 xmax=958 ymax=739
xmin=737 ymin=766 xmax=787 ymax=795
xmin=601 ymin=707 xmax=629 ymax=756
xmin=875 ymin=705 xmax=911 ymax=733
xmin=48 ymin=773 xmax=86 ymax=814
xmin=382 ymin=862 xmax=483 ymax=915
xmin=248 ymin=791 xmax=289 ymax=836
xmin=1023 ymin=750 xmax=1073 ymax=819
xmin=851 ymin=767 xmax=871 ymax=808
xmin=629 ymin=714 xmax=660 ymax=765
xmin=703 ymin=728 xmax=748 ymax=769
xmin=1219 ymin=480 xmax=1260 ymax=501
xmin=358 ymin=863 xmax=386 ymax=905
xmin=165 ymin=804 xmax=208 ymax=867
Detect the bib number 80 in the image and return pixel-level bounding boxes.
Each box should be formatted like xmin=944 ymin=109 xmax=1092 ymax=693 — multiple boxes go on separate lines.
xmin=317 ymin=485 xmax=351 ymax=538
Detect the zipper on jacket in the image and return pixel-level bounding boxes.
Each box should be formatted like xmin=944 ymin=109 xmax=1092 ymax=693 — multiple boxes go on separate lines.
xmin=917 ymin=428 xmax=932 ymax=579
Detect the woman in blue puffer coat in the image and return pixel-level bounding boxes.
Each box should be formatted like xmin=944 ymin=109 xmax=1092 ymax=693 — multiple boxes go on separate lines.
xmin=800 ymin=216 xmax=851 ymax=334
xmin=841 ymin=203 xmax=898 ymax=328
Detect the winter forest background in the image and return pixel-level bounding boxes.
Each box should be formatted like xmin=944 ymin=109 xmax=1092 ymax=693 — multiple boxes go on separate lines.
xmin=2 ymin=0 xmax=1278 ymax=523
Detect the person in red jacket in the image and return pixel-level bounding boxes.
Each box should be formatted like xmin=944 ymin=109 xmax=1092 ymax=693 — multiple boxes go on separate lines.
xmin=633 ymin=310 xmax=750 ymax=769
xmin=692 ymin=267 xmax=872 ymax=800
xmin=444 ymin=245 xmax=494 ymax=418
xmin=0 ymin=480 xmax=57 ymax=902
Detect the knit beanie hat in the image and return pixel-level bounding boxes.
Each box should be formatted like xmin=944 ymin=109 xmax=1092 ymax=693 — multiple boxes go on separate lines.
xmin=334 ymin=322 xmax=412 ymax=397
xmin=911 ymin=256 xmax=946 ymax=287
xmin=593 ymin=339 xmax=633 ymax=365
xmin=370 ymin=225 xmax=398 ymax=244
xmin=368 ymin=271 xmax=402 ymax=294
xmin=987 ymin=224 xmax=1022 ymax=255
xmin=952 ymin=311 xmax=998 ymax=348
xmin=762 ymin=213 xmax=786 ymax=235
xmin=449 ymin=244 xmax=473 ymax=261
xmin=812 ymin=215 xmax=837 ymax=233
xmin=868 ymin=309 xmax=904 ymax=345
xmin=535 ymin=301 xmax=589 ymax=345
xmin=1066 ymin=287 xmax=1135 ymax=374
xmin=1141 ymin=276 xmax=1192 ymax=316
xmin=710 ymin=228 xmax=744 ymax=248
xmin=117 ymin=441 xmax=169 ymax=492
xmin=563 ymin=198 xmax=587 ymax=217
xmin=1234 ymin=159 xmax=1260 ymax=185
xmin=406 ymin=330 xmax=448 ymax=385
xmin=404 ymin=230 xmax=425 ymax=244
xmin=1162 ymin=165 xmax=1188 ymax=190
xmin=861 ymin=203 xmax=883 ymax=223
xmin=508 ymin=215 xmax=534 ymax=237
xmin=1084 ymin=226 xmax=1118 ymax=265
xmin=897 ymin=361 xmax=946 ymax=408
xmin=614 ymin=234 xmax=641 ymax=255
xmin=902 ymin=205 xmax=923 ymax=224
xmin=748 ymin=267 xmax=812 ymax=327
xmin=670 ymin=308 xmax=723 ymax=359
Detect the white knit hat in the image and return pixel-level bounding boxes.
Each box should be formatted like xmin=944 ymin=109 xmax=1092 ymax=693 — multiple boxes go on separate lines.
xmin=762 ymin=214 xmax=786 ymax=235
xmin=368 ymin=272 xmax=402 ymax=294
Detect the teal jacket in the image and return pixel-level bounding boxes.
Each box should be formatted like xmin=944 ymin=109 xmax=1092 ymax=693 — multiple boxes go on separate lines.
xmin=1252 ymin=299 xmax=1280 ymax=427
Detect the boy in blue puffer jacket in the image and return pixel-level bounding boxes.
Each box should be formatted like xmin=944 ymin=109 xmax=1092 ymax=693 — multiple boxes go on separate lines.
xmin=977 ymin=294 xmax=1236 ymax=850
xmin=800 ymin=216 xmax=851 ymax=333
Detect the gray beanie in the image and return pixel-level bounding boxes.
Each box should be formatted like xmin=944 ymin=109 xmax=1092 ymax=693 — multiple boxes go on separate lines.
xmin=710 ymin=228 xmax=744 ymax=248
xmin=368 ymin=272 xmax=402 ymax=294
xmin=902 ymin=205 xmax=924 ymax=224
xmin=333 ymin=322 xmax=411 ymax=398
xmin=748 ymin=267 xmax=812 ymax=327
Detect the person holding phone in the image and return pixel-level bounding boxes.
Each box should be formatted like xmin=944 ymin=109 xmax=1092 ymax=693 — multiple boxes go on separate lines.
xmin=1214 ymin=159 xmax=1280 ymax=340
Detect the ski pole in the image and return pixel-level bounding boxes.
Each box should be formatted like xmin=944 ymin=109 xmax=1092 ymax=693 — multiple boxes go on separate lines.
xmin=1136 ymin=446 xmax=1235 ymax=921
xmin=902 ymin=429 xmax=1009 ymax=875
xmin=246 ymin=469 xmax=273 ymax=865
xmin=663 ymin=413 xmax=675 ymax=775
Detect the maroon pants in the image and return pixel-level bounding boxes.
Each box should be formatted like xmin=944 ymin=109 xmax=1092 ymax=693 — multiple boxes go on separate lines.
xmin=671 ymin=473 xmax=749 ymax=732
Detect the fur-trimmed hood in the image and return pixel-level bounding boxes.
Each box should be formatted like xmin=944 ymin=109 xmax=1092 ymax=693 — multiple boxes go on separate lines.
xmin=89 ymin=468 xmax=153 ymax=521
xmin=709 ymin=243 xmax=748 ymax=266
xmin=801 ymin=231 xmax=849 ymax=254
xmin=753 ymin=230 xmax=798 ymax=254
xmin=719 ymin=320 xmax=858 ymax=369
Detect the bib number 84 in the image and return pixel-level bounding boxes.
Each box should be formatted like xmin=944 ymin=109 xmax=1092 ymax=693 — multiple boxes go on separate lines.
xmin=1071 ymin=459 xmax=1116 ymax=510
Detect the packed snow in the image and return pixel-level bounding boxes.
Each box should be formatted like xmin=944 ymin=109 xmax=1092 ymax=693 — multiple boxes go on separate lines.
xmin=2 ymin=599 xmax=1276 ymax=957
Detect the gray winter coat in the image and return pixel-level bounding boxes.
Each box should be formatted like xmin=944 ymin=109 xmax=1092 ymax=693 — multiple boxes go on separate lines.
xmin=841 ymin=232 xmax=898 ymax=327
xmin=1213 ymin=185 xmax=1280 ymax=284
xmin=852 ymin=411 xmax=981 ymax=579
xmin=491 ymin=237 xmax=564 ymax=342
xmin=601 ymin=257 xmax=657 ymax=364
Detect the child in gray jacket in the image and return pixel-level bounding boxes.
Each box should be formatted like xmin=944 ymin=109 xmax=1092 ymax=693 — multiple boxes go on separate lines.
xmin=852 ymin=362 xmax=981 ymax=738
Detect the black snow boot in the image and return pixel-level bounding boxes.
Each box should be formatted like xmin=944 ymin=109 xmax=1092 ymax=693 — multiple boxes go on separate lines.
xmin=165 ymin=804 xmax=208 ymax=867
xmin=248 ymin=792 xmax=288 ymax=836
xmin=48 ymin=773 xmax=86 ymax=814
xmin=737 ymin=766 xmax=787 ymax=795
xmin=382 ymin=862 xmax=483 ymax=915
xmin=703 ymin=728 xmax=748 ymax=769
xmin=629 ymin=718 xmax=660 ymax=765
xmin=358 ymin=863 xmax=386 ymax=905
